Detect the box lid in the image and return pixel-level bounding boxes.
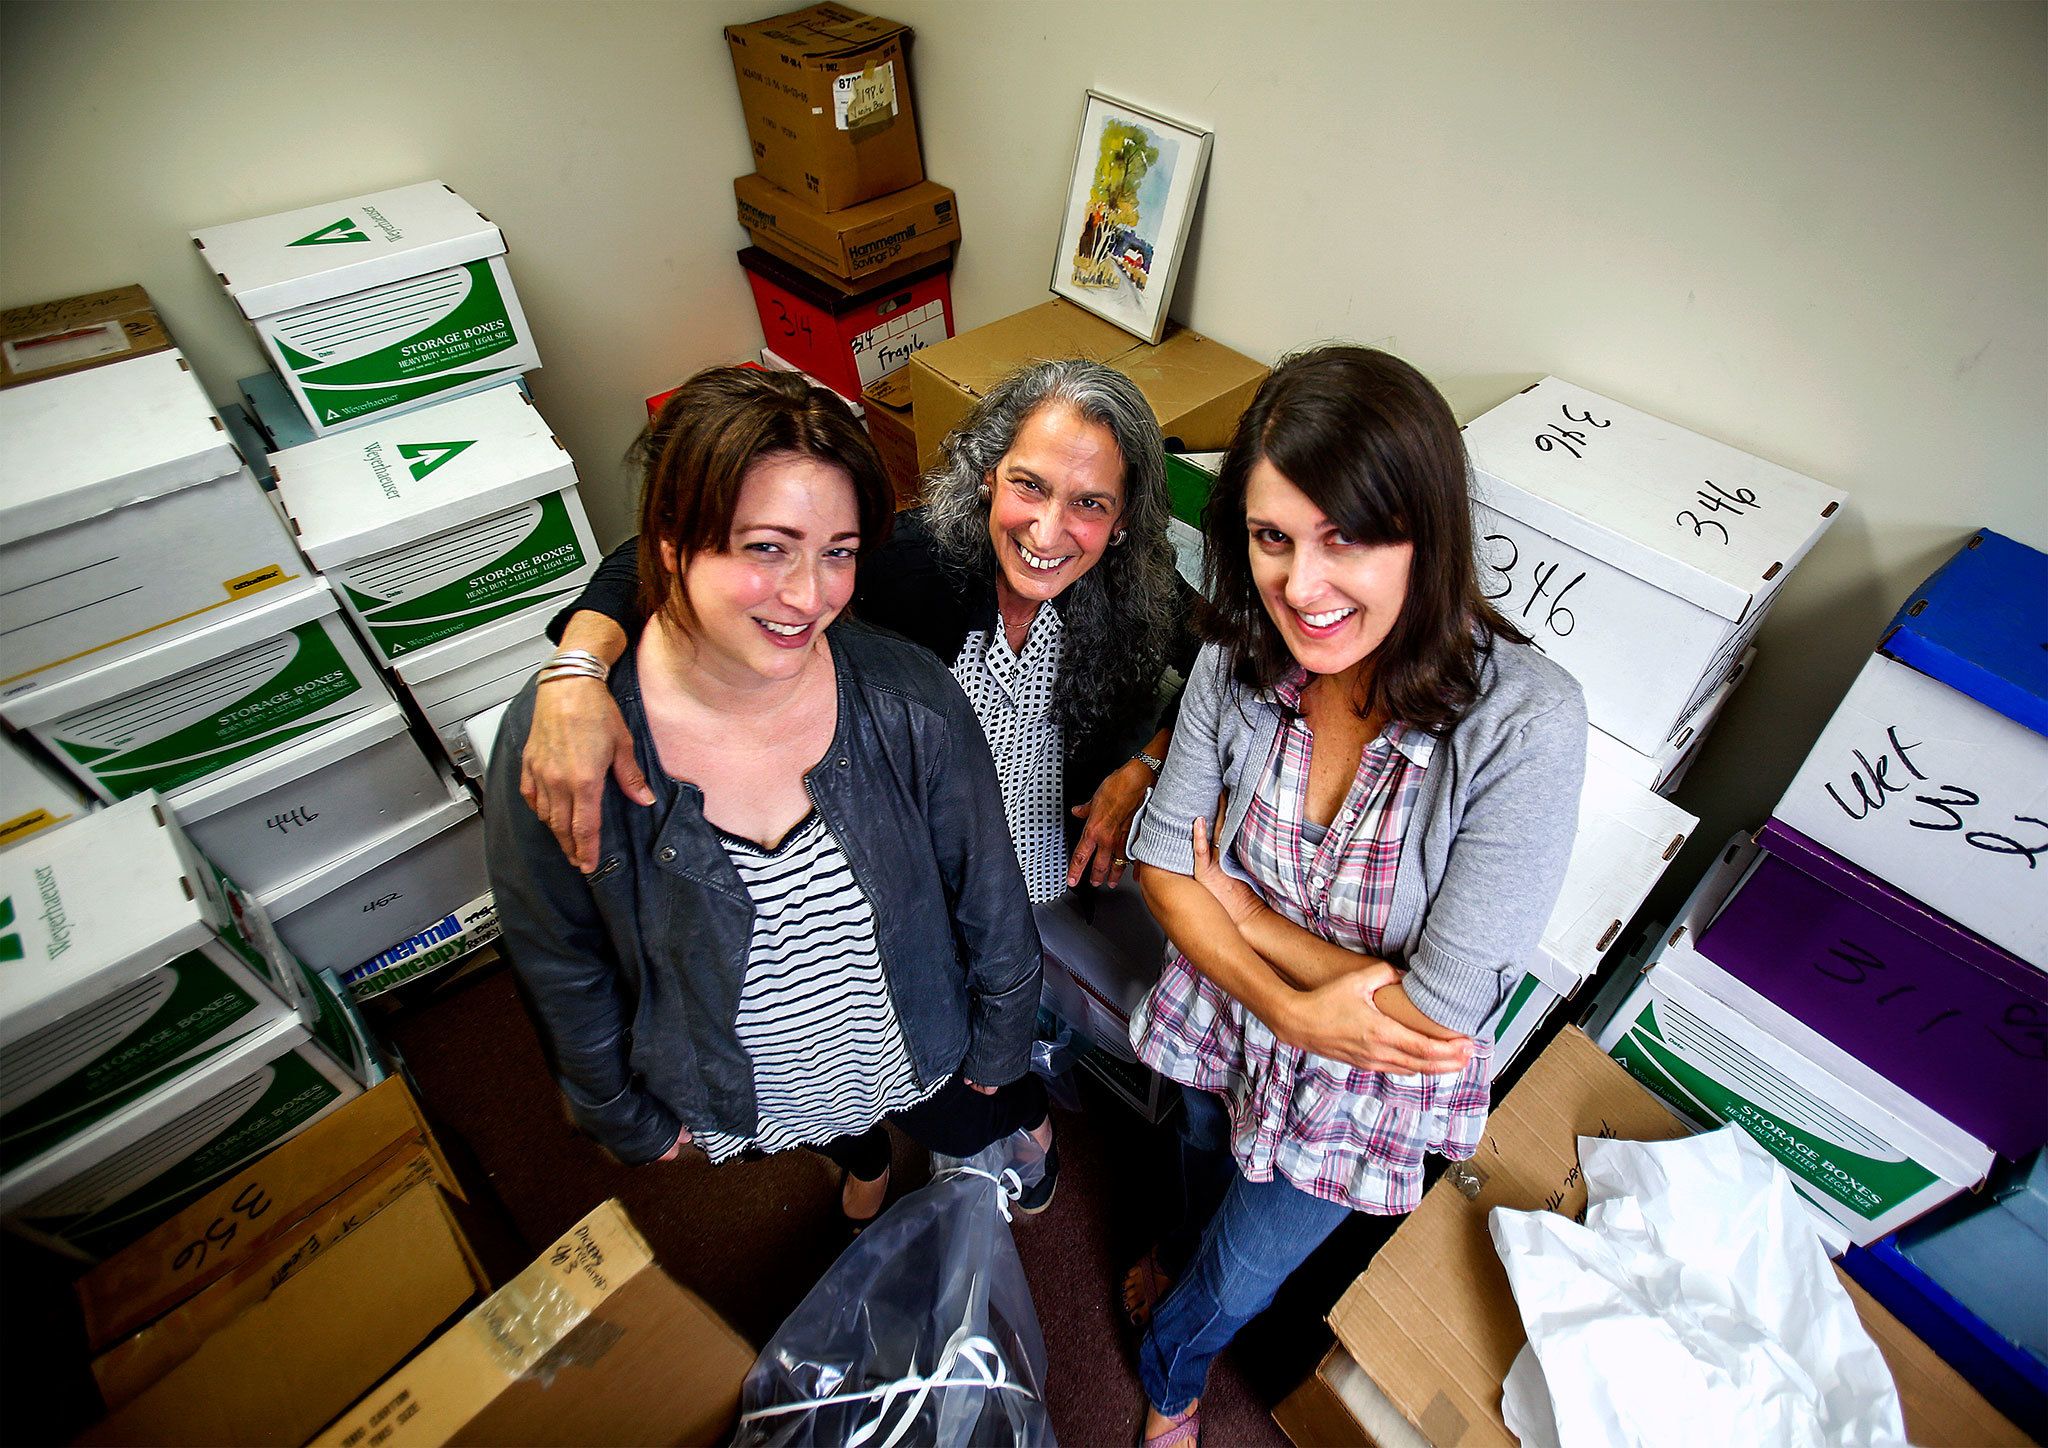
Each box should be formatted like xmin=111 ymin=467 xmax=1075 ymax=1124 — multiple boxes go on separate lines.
xmin=167 ymin=703 xmax=412 ymax=824
xmin=0 ymin=580 xmax=343 ymax=730
xmin=192 ymin=182 xmax=506 ymax=321
xmin=914 ymin=298 xmax=1133 ymax=397
xmin=736 ymin=243 xmax=950 ymax=316
xmin=1881 ymin=529 xmax=2048 ymax=739
xmin=0 ymin=350 xmax=239 ymax=539
xmin=724 ymin=4 xmax=909 ymax=62
xmin=1542 ymin=749 xmax=1696 ymax=978
xmin=390 ymin=609 xmax=552 ymax=688
xmin=1464 ymin=377 xmax=1846 ymax=624
xmin=269 ymin=384 xmax=576 ymax=566
xmin=0 ymin=794 xmax=215 ymax=1045
xmin=257 ymin=779 xmax=474 ymax=921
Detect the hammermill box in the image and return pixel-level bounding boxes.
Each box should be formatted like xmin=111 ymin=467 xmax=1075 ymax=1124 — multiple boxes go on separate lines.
xmin=269 ymin=384 xmax=599 ymax=666
xmin=0 ymin=796 xmax=298 ymax=1186
xmin=191 ymin=181 xmax=540 ymax=435
xmin=0 ymin=349 xmax=303 ymax=700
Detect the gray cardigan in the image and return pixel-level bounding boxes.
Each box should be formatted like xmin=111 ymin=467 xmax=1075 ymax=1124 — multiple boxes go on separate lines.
xmin=1127 ymin=636 xmax=1587 ymax=1036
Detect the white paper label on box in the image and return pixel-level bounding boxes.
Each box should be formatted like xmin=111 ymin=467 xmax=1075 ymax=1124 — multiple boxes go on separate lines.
xmin=833 ymin=61 xmax=898 ymax=129
xmin=850 ymin=298 xmax=947 ymax=388
xmin=3 ymin=322 xmax=131 ymax=376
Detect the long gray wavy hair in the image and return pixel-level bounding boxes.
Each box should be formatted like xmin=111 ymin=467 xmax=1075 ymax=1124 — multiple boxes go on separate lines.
xmin=922 ymin=359 xmax=1184 ymax=752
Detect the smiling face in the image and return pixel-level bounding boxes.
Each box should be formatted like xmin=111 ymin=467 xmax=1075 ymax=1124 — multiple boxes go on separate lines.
xmin=663 ymin=451 xmax=861 ymax=683
xmin=1245 ymin=458 xmax=1414 ymax=683
xmin=984 ymin=402 xmax=1126 ymax=609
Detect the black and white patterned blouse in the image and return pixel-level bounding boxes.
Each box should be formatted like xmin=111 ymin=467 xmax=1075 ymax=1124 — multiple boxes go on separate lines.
xmin=692 ymin=811 xmax=941 ymax=1162
xmin=950 ymin=603 xmax=1067 ymax=904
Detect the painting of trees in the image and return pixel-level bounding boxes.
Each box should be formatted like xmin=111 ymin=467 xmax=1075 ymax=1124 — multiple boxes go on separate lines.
xmin=1072 ymin=120 xmax=1160 ymax=289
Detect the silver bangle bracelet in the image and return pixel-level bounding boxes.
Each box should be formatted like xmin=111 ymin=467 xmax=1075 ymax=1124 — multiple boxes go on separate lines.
xmin=535 ymin=648 xmax=609 ymax=686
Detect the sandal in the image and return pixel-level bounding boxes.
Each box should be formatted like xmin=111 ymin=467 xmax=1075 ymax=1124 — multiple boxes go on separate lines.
xmin=841 ymin=1164 xmax=889 ymax=1235
xmin=1121 ymin=1248 xmax=1174 ymax=1329
xmin=1140 ymin=1399 xmax=1200 ymax=1448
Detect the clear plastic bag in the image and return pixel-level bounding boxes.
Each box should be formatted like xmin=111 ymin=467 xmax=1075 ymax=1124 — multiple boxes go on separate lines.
xmin=1032 ymin=1020 xmax=1084 ymax=1115
xmin=734 ymin=1131 xmax=1059 ymax=1448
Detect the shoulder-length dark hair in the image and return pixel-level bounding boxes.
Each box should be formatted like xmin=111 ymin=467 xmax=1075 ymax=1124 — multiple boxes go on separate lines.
xmin=633 ymin=366 xmax=894 ymax=631
xmin=1199 ymin=345 xmax=1525 ymax=733
xmin=922 ymin=359 xmax=1183 ymax=750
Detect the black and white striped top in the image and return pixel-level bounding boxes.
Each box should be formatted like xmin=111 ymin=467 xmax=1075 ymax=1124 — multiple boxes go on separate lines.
xmin=692 ymin=810 xmax=940 ymax=1162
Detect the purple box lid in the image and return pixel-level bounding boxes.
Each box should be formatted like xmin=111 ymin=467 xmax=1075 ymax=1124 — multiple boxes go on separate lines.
xmin=1699 ymin=821 xmax=2048 ymax=1157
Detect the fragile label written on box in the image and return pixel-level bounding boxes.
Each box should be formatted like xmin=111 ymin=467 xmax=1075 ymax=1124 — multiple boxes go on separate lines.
xmin=725 ymin=4 xmax=924 ymax=211
xmin=0 ymin=284 xmax=173 ymax=390
xmin=271 ymin=383 xmax=599 ymax=665
xmin=1 ymin=580 xmax=386 ymax=805
xmin=192 ymin=181 xmax=540 ymax=435
xmin=738 ymin=243 xmax=954 ymax=401
xmin=736 ymin=171 xmax=959 ymax=284
xmin=0 ymin=350 xmax=302 ymax=698
xmin=1463 ymin=377 xmax=1844 ymax=756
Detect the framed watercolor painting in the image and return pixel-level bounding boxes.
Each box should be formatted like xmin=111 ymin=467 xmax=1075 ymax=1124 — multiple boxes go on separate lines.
xmin=1050 ymin=91 xmax=1213 ymax=344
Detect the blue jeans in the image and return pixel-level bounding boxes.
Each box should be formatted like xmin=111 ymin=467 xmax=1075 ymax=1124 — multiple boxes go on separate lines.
xmin=1139 ymin=1087 xmax=1353 ymax=1414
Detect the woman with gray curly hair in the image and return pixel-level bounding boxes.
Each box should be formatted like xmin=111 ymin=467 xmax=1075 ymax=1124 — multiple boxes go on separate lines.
xmin=524 ymin=358 xmax=1200 ymax=907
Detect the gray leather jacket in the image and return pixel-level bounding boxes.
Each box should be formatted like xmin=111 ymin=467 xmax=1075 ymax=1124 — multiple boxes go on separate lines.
xmin=484 ymin=619 xmax=1041 ymax=1164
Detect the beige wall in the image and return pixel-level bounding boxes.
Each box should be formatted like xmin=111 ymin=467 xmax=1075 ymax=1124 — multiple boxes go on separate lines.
xmin=4 ymin=0 xmax=2043 ymax=921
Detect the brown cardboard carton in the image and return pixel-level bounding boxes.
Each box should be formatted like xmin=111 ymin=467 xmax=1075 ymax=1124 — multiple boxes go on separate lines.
xmin=907 ymin=299 xmax=1267 ymax=471
xmin=312 ymin=1198 xmax=754 ymax=1448
xmin=0 ymin=285 xmax=173 ymax=389
xmin=80 ymin=1183 xmax=488 ymax=1447
xmin=735 ymin=171 xmax=957 ymax=284
xmin=861 ymin=367 xmax=921 ymax=507
xmin=1323 ymin=1027 xmax=2026 ymax=1447
xmin=750 ymin=229 xmax=951 ymax=297
xmin=725 ymin=4 xmax=923 ymax=211
xmin=76 ymin=1076 xmax=459 ymax=1351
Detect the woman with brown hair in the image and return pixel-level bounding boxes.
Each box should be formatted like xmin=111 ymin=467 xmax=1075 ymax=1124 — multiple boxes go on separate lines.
xmin=485 ymin=367 xmax=1046 ymax=1220
xmin=1122 ymin=347 xmax=1587 ymax=1446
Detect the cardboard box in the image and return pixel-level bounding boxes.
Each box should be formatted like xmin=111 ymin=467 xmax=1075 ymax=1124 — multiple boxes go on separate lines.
xmin=342 ymin=894 xmax=500 ymax=1002
xmin=1598 ymin=840 xmax=1993 ymax=1246
xmin=1487 ymin=968 xmax=1565 ymax=1075
xmin=1881 ymin=527 xmax=2046 ymax=736
xmin=1541 ymin=744 xmax=1696 ymax=980
xmin=295 ymin=957 xmax=387 ymax=1089
xmin=83 ymin=1181 xmax=487 ymax=1446
xmin=460 ymin=701 xmax=513 ymax=781
xmin=861 ymin=367 xmax=921 ymax=506
xmin=1 ymin=285 xmax=174 ymax=390
xmin=0 ymin=1014 xmax=361 ymax=1260
xmin=1586 ymin=647 xmax=1753 ymax=797
xmin=736 ymin=171 xmax=958 ymax=284
xmin=2 ymin=580 xmax=387 ymax=804
xmin=0 ymin=796 xmax=295 ymax=1138
xmin=0 ymin=350 xmax=304 ymax=698
xmin=908 ymin=299 xmax=1267 ymax=471
xmin=1327 ymin=1027 xmax=2027 ymax=1447
xmin=192 ymin=182 xmax=541 ymax=435
xmin=725 ymin=5 xmax=924 ymax=211
xmin=76 ymin=1075 xmax=459 ymax=1350
xmin=314 ymin=1198 xmax=755 ymax=1448
xmin=89 ymin=1146 xmax=465 ymax=1410
xmin=217 ymin=403 xmax=274 ymax=486
xmin=1463 ymin=376 xmax=1845 ymax=755
xmin=1272 ymin=1344 xmax=1429 ymax=1448
xmin=739 ymin=243 xmax=954 ymax=401
xmin=1773 ymin=650 xmax=2047 ymax=963
xmin=270 ymin=384 xmax=600 ymax=666
xmin=257 ymin=779 xmax=485 ymax=974
xmin=1700 ymin=821 xmax=2047 ymax=1157
xmin=389 ymin=611 xmax=553 ymax=776
xmin=167 ymin=703 xmax=445 ymax=897
xmin=0 ymin=727 xmax=90 ymax=851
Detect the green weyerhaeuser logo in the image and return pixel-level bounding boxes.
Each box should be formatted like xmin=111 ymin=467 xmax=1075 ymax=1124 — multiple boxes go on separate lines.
xmin=0 ymin=897 xmax=20 ymax=964
xmin=289 ymin=217 xmax=370 ymax=247
xmin=396 ymin=441 xmax=476 ymax=481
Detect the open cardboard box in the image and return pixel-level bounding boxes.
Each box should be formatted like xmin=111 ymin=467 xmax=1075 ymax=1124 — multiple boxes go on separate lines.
xmin=1309 ymin=1027 xmax=2025 ymax=1447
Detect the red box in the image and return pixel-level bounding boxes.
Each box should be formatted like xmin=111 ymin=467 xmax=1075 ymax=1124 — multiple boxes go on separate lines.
xmin=738 ymin=245 xmax=953 ymax=403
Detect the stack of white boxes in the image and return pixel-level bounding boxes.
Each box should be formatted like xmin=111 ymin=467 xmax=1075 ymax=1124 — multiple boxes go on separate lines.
xmin=1459 ymin=377 xmax=1847 ymax=1067
xmin=0 ymin=795 xmax=377 ymax=1259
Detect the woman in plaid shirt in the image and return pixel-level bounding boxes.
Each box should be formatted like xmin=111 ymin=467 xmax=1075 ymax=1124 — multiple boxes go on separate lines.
xmin=1123 ymin=348 xmax=1588 ymax=1447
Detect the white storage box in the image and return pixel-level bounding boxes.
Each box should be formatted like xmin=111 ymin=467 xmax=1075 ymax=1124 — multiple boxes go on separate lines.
xmin=1488 ymin=970 xmax=1564 ymax=1074
xmin=166 ymin=703 xmax=445 ymax=896
xmin=269 ymin=385 xmax=598 ymax=665
xmin=191 ymin=181 xmax=540 ymax=435
xmin=1597 ymin=838 xmax=1993 ymax=1249
xmin=391 ymin=611 xmax=552 ymax=775
xmin=0 ymin=730 xmax=89 ymax=852
xmin=1463 ymin=377 xmax=1843 ymax=754
xmin=1586 ymin=648 xmax=1754 ymax=797
xmin=1774 ymin=651 xmax=2047 ymax=963
xmin=256 ymin=780 xmax=486 ymax=974
xmin=0 ymin=350 xmax=305 ymax=698
xmin=342 ymin=893 xmax=500 ymax=1002
xmin=1540 ymin=745 xmax=1697 ymax=981
xmin=461 ymin=698 xmax=515 ymax=779
xmin=1 ymin=581 xmax=386 ymax=805
xmin=0 ymin=796 xmax=298 ymax=1177
xmin=0 ymin=1015 xmax=358 ymax=1259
